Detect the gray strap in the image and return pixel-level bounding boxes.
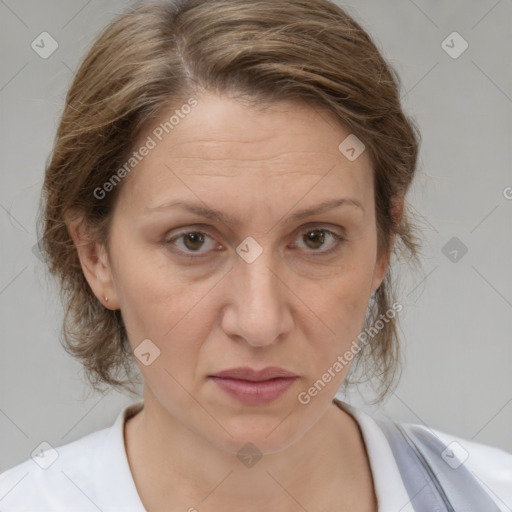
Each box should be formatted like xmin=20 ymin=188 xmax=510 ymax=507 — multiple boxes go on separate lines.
xmin=376 ymin=418 xmax=501 ymax=512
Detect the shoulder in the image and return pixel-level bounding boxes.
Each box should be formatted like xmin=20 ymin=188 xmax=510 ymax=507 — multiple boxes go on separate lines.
xmin=0 ymin=432 xmax=103 ymax=511
xmin=396 ymin=421 xmax=512 ymax=512
xmin=336 ymin=398 xmax=512 ymax=512
xmin=429 ymin=426 xmax=512 ymax=511
xmin=0 ymin=427 xmax=111 ymax=511
xmin=0 ymin=400 xmax=145 ymax=512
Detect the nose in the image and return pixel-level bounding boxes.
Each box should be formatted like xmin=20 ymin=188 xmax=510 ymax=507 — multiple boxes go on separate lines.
xmin=220 ymin=245 xmax=293 ymax=347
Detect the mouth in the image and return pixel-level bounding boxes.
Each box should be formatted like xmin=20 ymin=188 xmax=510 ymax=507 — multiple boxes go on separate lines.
xmin=209 ymin=366 xmax=298 ymax=381
xmin=209 ymin=376 xmax=298 ymax=405
xmin=208 ymin=366 xmax=299 ymax=405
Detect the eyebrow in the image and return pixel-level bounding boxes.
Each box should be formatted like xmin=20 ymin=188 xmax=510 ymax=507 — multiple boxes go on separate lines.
xmin=145 ymin=197 xmax=364 ymax=226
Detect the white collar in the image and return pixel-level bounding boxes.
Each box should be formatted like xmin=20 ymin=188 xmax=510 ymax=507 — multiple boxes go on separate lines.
xmin=93 ymin=399 xmax=146 ymax=510
xmin=333 ymin=398 xmax=415 ymax=512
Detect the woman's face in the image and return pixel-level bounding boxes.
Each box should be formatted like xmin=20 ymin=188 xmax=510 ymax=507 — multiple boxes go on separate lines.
xmin=92 ymin=92 xmax=391 ymax=453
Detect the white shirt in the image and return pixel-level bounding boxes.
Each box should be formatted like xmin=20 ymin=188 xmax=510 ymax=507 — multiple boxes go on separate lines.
xmin=0 ymin=399 xmax=510 ymax=511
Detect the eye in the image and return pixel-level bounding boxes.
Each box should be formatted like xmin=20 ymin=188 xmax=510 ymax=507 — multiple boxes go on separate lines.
xmin=292 ymin=227 xmax=345 ymax=255
xmin=165 ymin=230 xmax=219 ymax=259
xmin=164 ymin=225 xmax=346 ymax=259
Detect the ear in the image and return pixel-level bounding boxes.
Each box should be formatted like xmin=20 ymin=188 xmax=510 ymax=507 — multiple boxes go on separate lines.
xmin=65 ymin=210 xmax=120 ymax=310
xmin=371 ymin=197 xmax=404 ymax=294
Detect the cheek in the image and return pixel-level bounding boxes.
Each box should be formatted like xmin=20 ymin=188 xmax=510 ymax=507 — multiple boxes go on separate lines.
xmin=293 ymin=264 xmax=373 ymax=398
xmin=324 ymin=273 xmax=370 ymax=343
xmin=108 ymin=229 xmax=189 ymax=346
xmin=315 ymin=242 xmax=376 ymax=347
xmin=113 ymin=263 xmax=209 ymax=398
xmin=116 ymin=271 xmax=208 ymax=357
xmin=108 ymin=231 xmax=216 ymax=380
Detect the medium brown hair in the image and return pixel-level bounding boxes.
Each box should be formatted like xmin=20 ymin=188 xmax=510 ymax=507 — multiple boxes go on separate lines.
xmin=38 ymin=0 xmax=423 ymax=402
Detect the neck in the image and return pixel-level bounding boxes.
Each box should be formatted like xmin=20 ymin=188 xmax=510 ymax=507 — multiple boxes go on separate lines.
xmin=124 ymin=389 xmax=376 ymax=512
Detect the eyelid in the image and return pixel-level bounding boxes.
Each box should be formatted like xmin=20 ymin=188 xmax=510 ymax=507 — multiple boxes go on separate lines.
xmin=293 ymin=221 xmax=347 ymax=238
xmin=167 ymin=221 xmax=346 ymax=238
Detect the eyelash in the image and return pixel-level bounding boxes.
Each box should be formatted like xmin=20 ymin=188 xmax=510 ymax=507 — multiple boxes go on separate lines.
xmin=164 ymin=225 xmax=346 ymax=260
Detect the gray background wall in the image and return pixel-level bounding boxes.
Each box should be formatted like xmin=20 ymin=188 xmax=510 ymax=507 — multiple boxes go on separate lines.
xmin=1 ymin=0 xmax=511 ymax=473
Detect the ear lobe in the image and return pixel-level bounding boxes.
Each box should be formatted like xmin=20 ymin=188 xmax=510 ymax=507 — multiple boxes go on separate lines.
xmin=371 ymin=239 xmax=393 ymax=294
xmin=390 ymin=197 xmax=404 ymax=228
xmin=65 ymin=211 xmax=119 ymax=310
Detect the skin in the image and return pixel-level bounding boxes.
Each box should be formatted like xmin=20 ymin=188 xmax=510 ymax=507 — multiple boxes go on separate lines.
xmin=69 ymin=91 xmax=401 ymax=511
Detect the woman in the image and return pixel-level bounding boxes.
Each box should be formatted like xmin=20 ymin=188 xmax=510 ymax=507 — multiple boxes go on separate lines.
xmin=0 ymin=0 xmax=510 ymax=510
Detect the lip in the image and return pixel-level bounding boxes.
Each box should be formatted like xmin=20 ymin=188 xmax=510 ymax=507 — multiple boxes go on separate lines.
xmin=208 ymin=366 xmax=299 ymax=406
xmin=209 ymin=366 xmax=298 ymax=381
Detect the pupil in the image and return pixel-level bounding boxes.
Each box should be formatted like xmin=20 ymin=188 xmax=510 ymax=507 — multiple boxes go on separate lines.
xmin=185 ymin=232 xmax=204 ymax=250
xmin=306 ymin=229 xmax=324 ymax=249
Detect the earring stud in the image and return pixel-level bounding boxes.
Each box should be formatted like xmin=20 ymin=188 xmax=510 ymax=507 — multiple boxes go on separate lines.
xmin=104 ymin=296 xmax=109 ymax=302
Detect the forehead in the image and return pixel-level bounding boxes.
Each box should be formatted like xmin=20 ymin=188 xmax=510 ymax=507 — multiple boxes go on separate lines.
xmin=141 ymin=93 xmax=364 ymax=161
xmin=119 ymin=92 xmax=373 ymax=216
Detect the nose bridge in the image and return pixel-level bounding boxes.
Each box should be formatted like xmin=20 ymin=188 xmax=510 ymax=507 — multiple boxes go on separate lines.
xmin=224 ymin=236 xmax=291 ymax=345
xmin=238 ymin=237 xmax=281 ymax=314
xmin=240 ymin=241 xmax=279 ymax=306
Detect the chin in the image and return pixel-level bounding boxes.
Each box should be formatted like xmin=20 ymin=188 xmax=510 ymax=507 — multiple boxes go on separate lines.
xmin=208 ymin=411 xmax=308 ymax=457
